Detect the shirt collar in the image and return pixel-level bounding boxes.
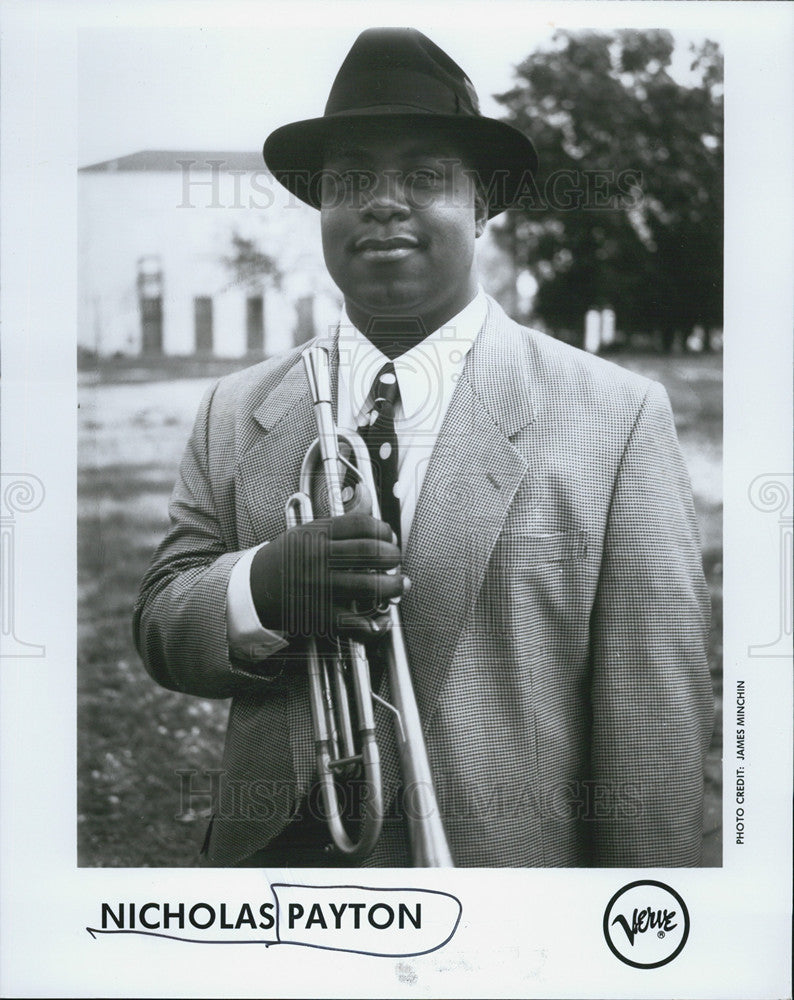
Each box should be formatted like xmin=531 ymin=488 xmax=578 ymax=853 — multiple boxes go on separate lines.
xmin=338 ymin=288 xmax=487 ymax=426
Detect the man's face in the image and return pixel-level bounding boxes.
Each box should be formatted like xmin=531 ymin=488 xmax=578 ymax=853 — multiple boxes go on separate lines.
xmin=320 ymin=122 xmax=487 ymax=341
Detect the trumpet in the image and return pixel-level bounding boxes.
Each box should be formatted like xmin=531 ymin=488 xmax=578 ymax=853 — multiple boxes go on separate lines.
xmin=285 ymin=345 xmax=453 ymax=867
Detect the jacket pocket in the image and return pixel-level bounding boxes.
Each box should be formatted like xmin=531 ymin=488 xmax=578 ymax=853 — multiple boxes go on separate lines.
xmin=495 ymin=529 xmax=588 ymax=564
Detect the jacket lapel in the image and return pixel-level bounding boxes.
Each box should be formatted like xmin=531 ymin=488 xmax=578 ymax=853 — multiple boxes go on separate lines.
xmin=399 ymin=299 xmax=536 ymax=725
xmin=236 ymin=339 xmax=339 ymax=545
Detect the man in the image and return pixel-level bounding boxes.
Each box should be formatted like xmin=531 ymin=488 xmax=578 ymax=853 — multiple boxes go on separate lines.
xmin=134 ymin=28 xmax=713 ymax=867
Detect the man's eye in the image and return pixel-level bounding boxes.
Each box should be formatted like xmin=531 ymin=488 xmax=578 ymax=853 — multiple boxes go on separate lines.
xmin=407 ymin=169 xmax=442 ymax=187
xmin=340 ymin=170 xmax=370 ymax=191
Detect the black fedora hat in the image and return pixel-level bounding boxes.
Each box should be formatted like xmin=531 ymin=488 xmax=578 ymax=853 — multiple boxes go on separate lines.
xmin=262 ymin=27 xmax=537 ymax=218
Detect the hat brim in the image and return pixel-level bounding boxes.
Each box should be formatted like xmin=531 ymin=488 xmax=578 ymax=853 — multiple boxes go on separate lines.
xmin=262 ymin=111 xmax=538 ymax=218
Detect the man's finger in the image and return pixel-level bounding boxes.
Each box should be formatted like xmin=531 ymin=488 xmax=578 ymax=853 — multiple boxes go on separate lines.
xmin=334 ymin=611 xmax=390 ymax=640
xmin=328 ymin=538 xmax=401 ymax=570
xmin=327 ymin=513 xmax=394 ymax=542
xmin=333 ymin=571 xmax=406 ymax=604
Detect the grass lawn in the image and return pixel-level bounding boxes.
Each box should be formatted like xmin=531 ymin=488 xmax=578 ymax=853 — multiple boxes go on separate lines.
xmin=78 ymin=349 xmax=722 ymax=867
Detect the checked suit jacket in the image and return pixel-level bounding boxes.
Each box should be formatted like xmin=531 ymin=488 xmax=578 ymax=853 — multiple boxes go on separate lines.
xmin=134 ymin=296 xmax=714 ymax=867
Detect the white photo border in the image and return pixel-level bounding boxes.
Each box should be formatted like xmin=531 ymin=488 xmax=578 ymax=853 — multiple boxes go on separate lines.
xmin=1 ymin=1 xmax=791 ymax=997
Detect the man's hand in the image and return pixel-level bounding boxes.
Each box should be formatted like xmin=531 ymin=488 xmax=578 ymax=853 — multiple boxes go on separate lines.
xmin=249 ymin=513 xmax=408 ymax=644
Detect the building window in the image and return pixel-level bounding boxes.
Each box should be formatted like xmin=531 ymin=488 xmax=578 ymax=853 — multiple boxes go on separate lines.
xmin=246 ymin=295 xmax=264 ymax=354
xmin=294 ymin=294 xmax=315 ymax=347
xmin=137 ymin=255 xmax=163 ymax=354
xmin=194 ymin=296 xmax=213 ymax=354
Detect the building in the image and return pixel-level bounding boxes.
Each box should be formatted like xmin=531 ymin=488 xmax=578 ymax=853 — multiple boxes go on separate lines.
xmin=78 ymin=150 xmax=342 ymax=358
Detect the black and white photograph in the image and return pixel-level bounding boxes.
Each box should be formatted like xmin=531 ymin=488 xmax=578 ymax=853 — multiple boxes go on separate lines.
xmin=79 ymin=19 xmax=723 ymax=872
xmin=1 ymin=1 xmax=791 ymax=997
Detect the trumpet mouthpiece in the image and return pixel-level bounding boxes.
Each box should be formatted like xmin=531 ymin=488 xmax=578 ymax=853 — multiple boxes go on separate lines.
xmin=303 ymin=346 xmax=333 ymax=405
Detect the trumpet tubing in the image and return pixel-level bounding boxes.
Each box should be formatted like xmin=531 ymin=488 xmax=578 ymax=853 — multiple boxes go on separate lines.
xmin=285 ymin=344 xmax=453 ymax=867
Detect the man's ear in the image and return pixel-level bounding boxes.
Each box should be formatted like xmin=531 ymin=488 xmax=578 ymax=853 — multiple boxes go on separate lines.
xmin=474 ymin=191 xmax=488 ymax=238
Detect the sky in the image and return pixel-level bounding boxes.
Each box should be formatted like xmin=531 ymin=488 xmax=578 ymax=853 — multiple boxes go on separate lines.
xmin=76 ymin=3 xmax=716 ymax=168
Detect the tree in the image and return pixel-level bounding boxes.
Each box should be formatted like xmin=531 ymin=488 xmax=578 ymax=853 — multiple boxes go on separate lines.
xmin=222 ymin=232 xmax=282 ymax=293
xmin=222 ymin=232 xmax=284 ymax=354
xmin=495 ymin=30 xmax=723 ymax=349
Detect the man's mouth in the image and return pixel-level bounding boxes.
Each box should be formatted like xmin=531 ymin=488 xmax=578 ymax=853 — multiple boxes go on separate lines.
xmin=354 ymin=235 xmax=421 ymax=260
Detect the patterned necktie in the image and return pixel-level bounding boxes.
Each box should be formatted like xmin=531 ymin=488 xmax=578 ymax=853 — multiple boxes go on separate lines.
xmin=359 ymin=362 xmax=401 ymax=545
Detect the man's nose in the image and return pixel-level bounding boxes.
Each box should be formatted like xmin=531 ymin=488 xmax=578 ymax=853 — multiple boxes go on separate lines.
xmin=360 ymin=172 xmax=410 ymax=221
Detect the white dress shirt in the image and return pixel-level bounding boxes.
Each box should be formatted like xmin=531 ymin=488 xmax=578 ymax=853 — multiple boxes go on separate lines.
xmin=227 ymin=288 xmax=487 ymax=661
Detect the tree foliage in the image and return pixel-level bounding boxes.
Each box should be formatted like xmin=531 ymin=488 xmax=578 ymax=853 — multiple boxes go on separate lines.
xmin=222 ymin=232 xmax=282 ymax=292
xmin=496 ymin=30 xmax=723 ymax=344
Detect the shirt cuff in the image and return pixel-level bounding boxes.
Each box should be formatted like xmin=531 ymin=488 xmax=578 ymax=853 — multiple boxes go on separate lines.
xmin=226 ymin=543 xmax=289 ymax=660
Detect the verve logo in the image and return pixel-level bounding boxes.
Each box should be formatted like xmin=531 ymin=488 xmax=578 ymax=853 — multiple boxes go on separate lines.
xmin=603 ymin=880 xmax=690 ymax=969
